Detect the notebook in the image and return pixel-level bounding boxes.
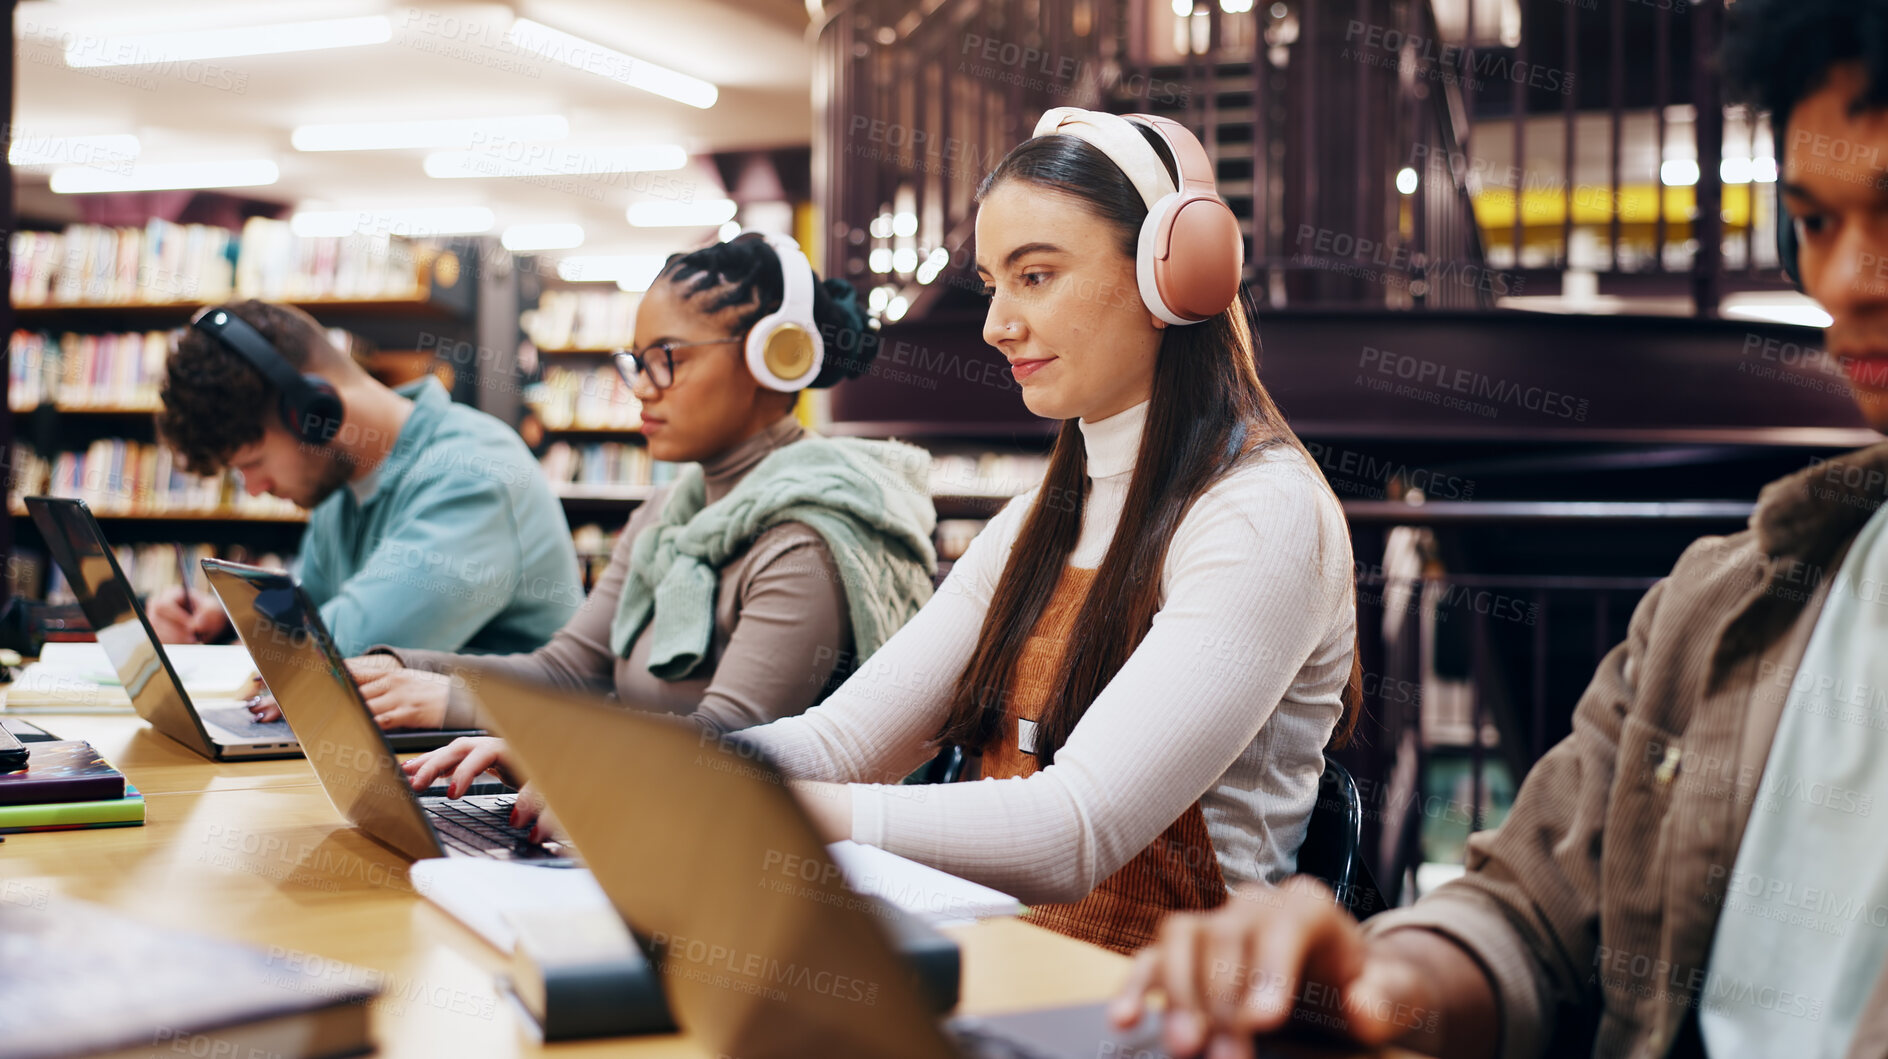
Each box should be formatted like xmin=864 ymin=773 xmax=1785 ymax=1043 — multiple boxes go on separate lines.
xmin=0 ymin=783 xmax=145 ymax=833
xmin=5 ymin=642 xmax=259 ymax=712
xmin=410 ymin=842 xmax=1024 ymax=954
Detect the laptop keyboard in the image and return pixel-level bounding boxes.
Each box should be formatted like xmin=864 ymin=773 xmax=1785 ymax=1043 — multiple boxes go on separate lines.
xmin=198 ymin=705 xmax=295 ymax=742
xmin=426 ymin=794 xmax=555 ymax=860
xmin=944 ymin=1021 xmax=1062 ymax=1059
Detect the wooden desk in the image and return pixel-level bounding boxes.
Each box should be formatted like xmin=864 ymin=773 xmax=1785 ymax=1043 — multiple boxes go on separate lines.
xmin=1 ymin=713 xmax=1409 ymax=1058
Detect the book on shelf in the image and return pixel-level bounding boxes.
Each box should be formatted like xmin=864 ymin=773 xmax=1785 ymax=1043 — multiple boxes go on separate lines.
xmin=524 ymin=289 xmax=641 ymax=351
xmin=14 ymin=540 xmax=291 ymax=607
xmin=569 ymin=522 xmax=626 ymax=591
xmin=0 ymin=898 xmax=378 ymax=1059
xmin=10 ymin=220 xmax=235 ymax=306
xmin=232 ymin=216 xmax=427 ymax=302
xmin=928 ymin=451 xmax=1050 ymax=498
xmin=0 ymin=782 xmax=145 ymax=833
xmin=537 ymin=441 xmax=671 ymax=492
xmin=9 ymin=217 xmax=442 ymax=308
xmin=12 ymin=440 xmax=304 ymax=520
xmin=10 ymin=329 xmax=170 ymax=411
xmin=935 ymin=519 xmax=987 ymax=562
xmin=527 ymin=365 xmax=642 ymax=430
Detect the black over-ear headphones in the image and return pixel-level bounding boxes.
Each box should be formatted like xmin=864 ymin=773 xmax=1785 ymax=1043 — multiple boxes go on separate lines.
xmin=1775 ymin=127 xmax=1803 ymax=289
xmin=190 ymin=306 xmax=346 ymax=446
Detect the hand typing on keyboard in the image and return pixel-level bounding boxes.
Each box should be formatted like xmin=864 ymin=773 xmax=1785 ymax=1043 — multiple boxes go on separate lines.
xmin=403 ymin=737 xmax=560 ymax=841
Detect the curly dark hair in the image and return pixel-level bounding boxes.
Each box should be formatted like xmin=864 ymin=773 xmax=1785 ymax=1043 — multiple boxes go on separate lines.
xmin=657 ymin=233 xmax=882 ymax=388
xmin=156 ymin=300 xmax=335 ymax=475
xmin=1722 ymin=0 xmax=1888 ymax=123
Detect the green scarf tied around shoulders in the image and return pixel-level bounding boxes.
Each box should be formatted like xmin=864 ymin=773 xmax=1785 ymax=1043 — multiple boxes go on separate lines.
xmin=609 ymin=436 xmax=939 ymax=679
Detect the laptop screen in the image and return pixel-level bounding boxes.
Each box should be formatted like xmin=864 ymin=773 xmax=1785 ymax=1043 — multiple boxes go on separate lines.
xmin=201 ymin=559 xmax=443 ymax=862
xmin=25 ymin=498 xmax=205 ymax=743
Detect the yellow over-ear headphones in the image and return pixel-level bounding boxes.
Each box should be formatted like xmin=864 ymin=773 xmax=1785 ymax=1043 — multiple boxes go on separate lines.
xmin=742 ymin=230 xmax=826 ymax=392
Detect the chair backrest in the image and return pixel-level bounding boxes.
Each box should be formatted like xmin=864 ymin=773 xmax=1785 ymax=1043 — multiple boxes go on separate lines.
xmin=1295 ymin=756 xmax=1384 ymax=919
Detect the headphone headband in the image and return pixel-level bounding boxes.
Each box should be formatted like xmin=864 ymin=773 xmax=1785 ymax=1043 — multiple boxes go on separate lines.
xmin=192 ymin=307 xmax=306 ymax=396
xmin=740 ymin=229 xmax=826 ymax=392
xmin=190 ymin=305 xmax=346 ymax=446
xmin=752 ymin=230 xmax=816 ymax=333
xmin=1028 ymin=107 xmax=1244 ymax=326
xmin=1032 ymin=107 xmax=1176 ymax=210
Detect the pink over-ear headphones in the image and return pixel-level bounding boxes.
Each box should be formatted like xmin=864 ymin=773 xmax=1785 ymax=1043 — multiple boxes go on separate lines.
xmin=1031 ymin=107 xmax=1244 ymax=326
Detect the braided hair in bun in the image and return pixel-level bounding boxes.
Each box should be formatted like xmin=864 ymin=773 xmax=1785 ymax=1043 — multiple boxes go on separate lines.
xmin=658 ymin=232 xmax=882 ymax=389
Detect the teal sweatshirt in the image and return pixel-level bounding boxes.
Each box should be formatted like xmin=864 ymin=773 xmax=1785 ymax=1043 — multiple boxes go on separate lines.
xmin=298 ymin=377 xmax=582 ymax=657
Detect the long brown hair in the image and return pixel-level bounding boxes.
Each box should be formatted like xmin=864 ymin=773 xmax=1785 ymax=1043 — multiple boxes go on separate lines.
xmin=935 ymin=131 xmax=1362 ymax=766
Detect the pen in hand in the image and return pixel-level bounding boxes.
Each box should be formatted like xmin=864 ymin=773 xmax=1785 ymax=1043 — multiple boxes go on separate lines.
xmin=176 ymin=548 xmax=195 ymax=617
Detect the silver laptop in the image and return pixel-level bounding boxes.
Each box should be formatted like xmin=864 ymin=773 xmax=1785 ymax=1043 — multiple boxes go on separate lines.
xmin=26 ymin=498 xmax=480 ymax=759
xmin=462 ymin=668 xmax=1185 ymax=1059
xmin=201 ymin=558 xmax=566 ymax=862
xmin=27 ymin=496 xmax=297 ymax=760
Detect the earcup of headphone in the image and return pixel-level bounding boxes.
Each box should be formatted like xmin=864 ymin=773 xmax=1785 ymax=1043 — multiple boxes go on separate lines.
xmin=745 ymin=312 xmax=825 ymax=392
xmin=286 ymin=375 xmax=346 ymax=445
xmin=1137 ymin=191 xmax=1245 ymax=325
xmin=1777 ymin=188 xmax=1803 ymax=290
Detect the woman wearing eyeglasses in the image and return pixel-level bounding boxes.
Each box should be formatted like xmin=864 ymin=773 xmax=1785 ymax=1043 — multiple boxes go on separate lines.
xmin=335 ymin=232 xmax=938 ymax=737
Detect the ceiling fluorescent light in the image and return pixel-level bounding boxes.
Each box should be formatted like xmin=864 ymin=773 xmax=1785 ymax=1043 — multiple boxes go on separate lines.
xmin=556 ymin=254 xmax=667 ymax=285
xmin=10 ymin=133 xmax=140 ymax=168
xmin=424 ymin=143 xmax=686 ymax=178
xmin=505 ymin=18 xmax=717 ymax=109
xmin=292 ymin=115 xmax=569 ymax=152
xmin=626 ymin=198 xmax=738 ymax=227
xmin=502 ymin=224 xmax=586 ymax=251
xmin=64 ymin=14 xmax=392 ymax=67
xmin=290 ymin=207 xmax=495 ymax=238
xmin=50 ymin=159 xmax=278 ymax=193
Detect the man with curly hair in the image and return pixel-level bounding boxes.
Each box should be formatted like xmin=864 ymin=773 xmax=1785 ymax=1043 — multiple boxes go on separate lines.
xmin=1109 ymin=1 xmax=1888 ymax=1056
xmin=149 ymin=300 xmax=581 ymax=659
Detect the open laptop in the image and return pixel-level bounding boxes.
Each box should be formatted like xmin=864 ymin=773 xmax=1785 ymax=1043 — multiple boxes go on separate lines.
xmin=461 ymin=668 xmax=1186 ymax=1059
xmin=25 ymin=497 xmax=479 ymax=759
xmin=200 ymin=557 xmax=564 ymax=862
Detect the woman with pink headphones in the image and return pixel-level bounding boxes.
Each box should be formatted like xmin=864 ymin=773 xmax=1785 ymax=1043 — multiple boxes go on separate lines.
xmin=412 ymin=110 xmax=1359 ymax=955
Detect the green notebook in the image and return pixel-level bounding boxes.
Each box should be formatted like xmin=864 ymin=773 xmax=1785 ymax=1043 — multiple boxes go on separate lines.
xmin=0 ymin=783 xmax=144 ymax=833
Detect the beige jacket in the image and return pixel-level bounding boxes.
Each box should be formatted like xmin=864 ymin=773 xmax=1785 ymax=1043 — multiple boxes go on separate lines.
xmin=1365 ymin=440 xmax=1888 ymax=1059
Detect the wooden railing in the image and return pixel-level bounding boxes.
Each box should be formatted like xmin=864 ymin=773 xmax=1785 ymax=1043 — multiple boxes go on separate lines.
xmin=815 ymin=0 xmax=1775 ymax=319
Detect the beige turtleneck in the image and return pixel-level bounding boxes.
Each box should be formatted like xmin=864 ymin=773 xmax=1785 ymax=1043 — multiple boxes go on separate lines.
xmin=390 ymin=415 xmax=854 ymax=731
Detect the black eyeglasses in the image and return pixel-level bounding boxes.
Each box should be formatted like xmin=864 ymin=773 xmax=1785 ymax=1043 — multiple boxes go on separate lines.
xmin=613 ymin=337 xmax=742 ymax=391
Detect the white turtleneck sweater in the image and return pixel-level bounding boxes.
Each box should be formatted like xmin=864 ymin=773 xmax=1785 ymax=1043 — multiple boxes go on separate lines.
xmin=738 ymin=400 xmax=1358 ymax=905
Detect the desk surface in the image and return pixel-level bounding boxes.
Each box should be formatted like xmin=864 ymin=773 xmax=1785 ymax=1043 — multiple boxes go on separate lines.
xmin=1 ymin=713 xmax=1408 ymax=1058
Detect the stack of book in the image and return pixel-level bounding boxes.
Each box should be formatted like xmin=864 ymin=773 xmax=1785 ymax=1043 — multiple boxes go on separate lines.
xmin=0 ymin=739 xmax=143 ymax=833
xmin=9 ymin=220 xmax=236 ymax=306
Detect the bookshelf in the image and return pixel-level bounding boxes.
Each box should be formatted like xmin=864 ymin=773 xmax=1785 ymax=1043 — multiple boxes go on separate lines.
xmin=4 ymin=218 xmax=511 ymax=605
